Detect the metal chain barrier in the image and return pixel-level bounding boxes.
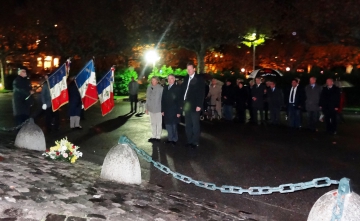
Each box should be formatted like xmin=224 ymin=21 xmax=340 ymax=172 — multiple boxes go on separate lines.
xmin=0 ymin=118 xmax=30 ymax=132
xmin=118 ymin=136 xmax=340 ymax=195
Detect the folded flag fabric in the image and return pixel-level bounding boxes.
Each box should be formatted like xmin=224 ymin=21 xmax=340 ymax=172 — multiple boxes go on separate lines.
xmin=97 ymin=67 xmax=115 ymax=116
xmin=75 ymin=60 xmax=98 ymax=110
xmin=48 ymin=63 xmax=69 ymax=111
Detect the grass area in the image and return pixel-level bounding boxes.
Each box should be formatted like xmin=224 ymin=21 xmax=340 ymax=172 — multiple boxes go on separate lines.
xmin=114 ymin=91 xmax=146 ymax=101
xmin=343 ymin=107 xmax=360 ymax=112
xmin=0 ymin=89 xmax=11 ymax=93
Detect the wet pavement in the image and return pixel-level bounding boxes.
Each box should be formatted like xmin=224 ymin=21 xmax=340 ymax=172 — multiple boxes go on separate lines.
xmin=1 ymin=92 xmax=360 ymax=220
xmin=0 ymin=143 xmax=255 ymax=221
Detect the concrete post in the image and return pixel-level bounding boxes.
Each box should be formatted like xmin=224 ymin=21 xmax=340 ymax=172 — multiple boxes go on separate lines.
xmin=14 ymin=118 xmax=46 ymax=151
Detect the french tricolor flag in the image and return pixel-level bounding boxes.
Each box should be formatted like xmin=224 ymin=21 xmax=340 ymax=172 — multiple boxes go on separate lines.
xmin=97 ymin=67 xmax=115 ymax=116
xmin=75 ymin=60 xmax=98 ymax=110
xmin=48 ymin=63 xmax=69 ymax=111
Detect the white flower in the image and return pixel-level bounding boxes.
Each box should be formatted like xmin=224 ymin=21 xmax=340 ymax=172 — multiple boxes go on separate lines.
xmin=62 ymin=153 xmax=68 ymax=158
xmin=61 ymin=145 xmax=67 ymax=151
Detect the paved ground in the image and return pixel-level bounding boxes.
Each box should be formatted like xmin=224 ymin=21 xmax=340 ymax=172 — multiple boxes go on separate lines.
xmin=0 ymin=143 xmax=256 ymax=221
xmin=0 ymin=92 xmax=359 ymax=220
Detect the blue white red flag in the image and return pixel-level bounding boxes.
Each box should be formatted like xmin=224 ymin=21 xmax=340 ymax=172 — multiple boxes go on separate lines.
xmin=74 ymin=60 xmax=98 ymax=110
xmin=97 ymin=67 xmax=115 ymax=116
xmin=47 ymin=63 xmax=69 ymax=111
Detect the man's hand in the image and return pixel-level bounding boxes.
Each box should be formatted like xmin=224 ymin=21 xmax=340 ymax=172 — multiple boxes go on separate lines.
xmin=252 ymin=97 xmax=257 ymax=101
xmin=176 ymin=114 xmax=180 ymax=118
xmin=196 ymin=107 xmax=201 ymax=112
xmin=145 ymin=110 xmax=149 ymax=115
xmin=161 ymin=112 xmax=164 ymax=116
xmin=30 ymin=90 xmax=35 ymax=95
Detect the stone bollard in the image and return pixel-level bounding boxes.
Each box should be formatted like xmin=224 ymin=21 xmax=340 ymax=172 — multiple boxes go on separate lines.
xmin=14 ymin=118 xmax=46 ymax=151
xmin=308 ymin=178 xmax=360 ymax=221
xmin=100 ymin=138 xmax=141 ymax=185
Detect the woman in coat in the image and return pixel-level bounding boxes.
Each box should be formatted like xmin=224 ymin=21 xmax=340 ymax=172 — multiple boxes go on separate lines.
xmin=12 ymin=69 xmax=34 ymax=125
xmin=234 ymin=82 xmax=248 ymax=123
xmin=68 ymin=77 xmax=82 ymax=129
xmin=145 ymin=76 xmax=163 ymax=142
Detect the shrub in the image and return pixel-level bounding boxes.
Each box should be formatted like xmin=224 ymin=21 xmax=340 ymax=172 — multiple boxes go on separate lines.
xmin=113 ymin=67 xmax=138 ymax=95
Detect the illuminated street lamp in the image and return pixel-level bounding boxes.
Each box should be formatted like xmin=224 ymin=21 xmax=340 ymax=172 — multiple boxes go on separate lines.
xmin=145 ymin=50 xmax=160 ymax=68
xmin=241 ymin=32 xmax=266 ymax=71
xmin=241 ymin=68 xmax=245 ymax=73
xmin=286 ymin=67 xmax=291 ymax=72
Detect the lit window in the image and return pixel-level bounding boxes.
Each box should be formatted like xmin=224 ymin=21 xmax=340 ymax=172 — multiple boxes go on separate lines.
xmin=37 ymin=57 xmax=43 ymax=67
xmin=53 ymin=58 xmax=59 ymax=67
xmin=44 ymin=56 xmax=52 ymax=69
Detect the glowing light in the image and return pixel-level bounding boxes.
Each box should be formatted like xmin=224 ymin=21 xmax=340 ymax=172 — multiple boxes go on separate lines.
xmin=145 ymin=50 xmax=160 ymax=67
xmin=53 ymin=58 xmax=59 ymax=67
xmin=292 ymin=32 xmax=297 ymax=36
xmin=220 ymin=55 xmax=223 ymax=58
xmin=320 ymin=71 xmax=324 ymax=74
xmin=286 ymin=67 xmax=290 ymax=72
xmin=275 ymin=56 xmax=278 ymax=59
xmin=0 ymin=83 xmax=3 ymax=89
xmin=54 ymin=24 xmax=58 ymax=27
xmin=241 ymin=68 xmax=245 ymax=73
xmin=214 ymin=54 xmax=218 ymax=57
xmin=44 ymin=56 xmax=53 ymax=69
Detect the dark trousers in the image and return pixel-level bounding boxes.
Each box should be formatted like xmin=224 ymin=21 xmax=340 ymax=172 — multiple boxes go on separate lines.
xmin=288 ymin=104 xmax=301 ymax=128
xmin=252 ymin=107 xmax=263 ymax=123
xmin=236 ymin=107 xmax=246 ymax=123
xmin=129 ymin=94 xmax=138 ymax=111
xmin=15 ymin=114 xmax=29 ymax=126
xmin=165 ymin=124 xmax=178 ymax=142
xmin=184 ymin=111 xmax=201 ymax=145
xmin=45 ymin=108 xmax=60 ymax=131
xmin=270 ymin=107 xmax=281 ymax=125
xmin=223 ymin=104 xmax=233 ymax=121
xmin=324 ymin=109 xmax=337 ymax=133
xmin=264 ymin=102 xmax=269 ymax=120
xmin=247 ymin=104 xmax=254 ymax=121
xmin=307 ymin=111 xmax=319 ymax=131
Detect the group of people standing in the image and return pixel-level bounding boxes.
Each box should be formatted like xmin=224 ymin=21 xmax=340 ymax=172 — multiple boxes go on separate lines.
xmin=205 ymin=75 xmax=341 ymax=134
xmin=144 ymin=65 xmax=342 ymax=149
xmin=145 ymin=63 xmax=205 ymax=149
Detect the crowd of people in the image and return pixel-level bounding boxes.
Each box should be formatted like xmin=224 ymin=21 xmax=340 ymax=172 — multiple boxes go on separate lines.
xmin=12 ymin=64 xmax=342 ymax=150
xmin=143 ymin=63 xmax=342 ymax=149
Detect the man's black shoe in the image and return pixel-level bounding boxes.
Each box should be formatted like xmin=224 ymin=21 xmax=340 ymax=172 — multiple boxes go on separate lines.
xmin=148 ymin=138 xmax=156 ymax=142
xmin=190 ymin=144 xmax=199 ymax=149
xmin=164 ymin=140 xmax=172 ymax=144
xmin=155 ymin=139 xmax=161 ymax=142
xmin=185 ymin=143 xmax=192 ymax=148
xmin=171 ymin=141 xmax=177 ymax=146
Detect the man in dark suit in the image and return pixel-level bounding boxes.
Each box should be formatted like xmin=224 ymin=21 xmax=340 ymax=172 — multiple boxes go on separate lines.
xmin=161 ymin=74 xmax=181 ymax=145
xmin=320 ymin=78 xmax=340 ymax=135
xmin=251 ymin=77 xmax=266 ymax=124
xmin=286 ymin=79 xmax=305 ymax=128
xmin=181 ymin=62 xmax=205 ymax=148
xmin=267 ymin=81 xmax=284 ymax=125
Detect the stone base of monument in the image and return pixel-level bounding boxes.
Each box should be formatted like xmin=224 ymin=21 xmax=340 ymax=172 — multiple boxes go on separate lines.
xmin=308 ymin=178 xmax=360 ymax=221
xmin=14 ymin=118 xmax=46 ymax=151
xmin=100 ymin=143 xmax=142 ymax=185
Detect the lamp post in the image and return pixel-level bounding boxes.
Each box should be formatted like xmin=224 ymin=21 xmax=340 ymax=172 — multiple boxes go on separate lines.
xmin=241 ymin=32 xmax=266 ymax=72
xmin=145 ymin=50 xmax=160 ymax=68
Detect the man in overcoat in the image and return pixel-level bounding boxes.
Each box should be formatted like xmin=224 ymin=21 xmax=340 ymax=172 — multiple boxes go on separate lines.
xmin=161 ymin=74 xmax=181 ymax=145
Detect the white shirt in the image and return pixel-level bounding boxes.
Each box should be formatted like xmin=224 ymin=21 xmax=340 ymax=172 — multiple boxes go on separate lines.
xmin=289 ymin=86 xmax=298 ymax=103
xmin=183 ymin=74 xmax=194 ymax=100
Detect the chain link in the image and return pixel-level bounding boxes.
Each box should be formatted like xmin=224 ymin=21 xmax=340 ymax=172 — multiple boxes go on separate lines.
xmin=119 ymin=135 xmax=340 ymax=195
xmin=0 ymin=118 xmax=30 ymax=132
